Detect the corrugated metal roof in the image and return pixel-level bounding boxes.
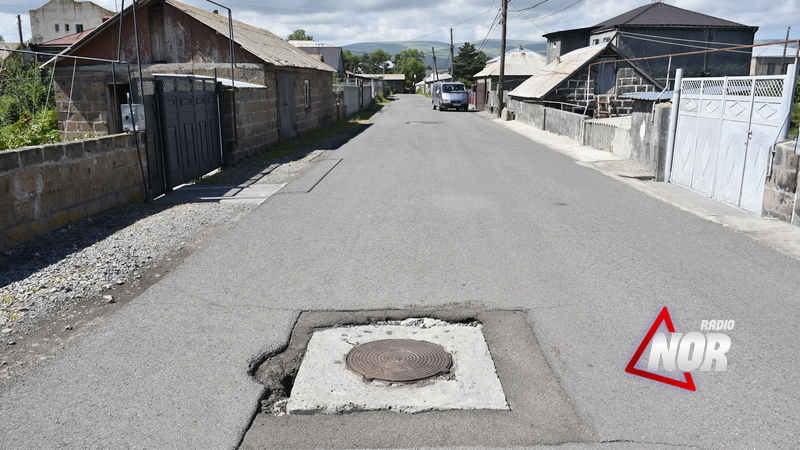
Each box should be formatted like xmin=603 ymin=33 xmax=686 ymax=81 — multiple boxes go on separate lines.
xmin=57 ymin=0 xmax=333 ymax=71
xmin=752 ymin=44 xmax=799 ymax=58
xmin=474 ymin=50 xmax=547 ymax=77
xmin=40 ymin=29 xmax=95 ymax=46
xmin=509 ymin=44 xmax=608 ymax=99
xmin=170 ymin=0 xmax=333 ymax=71
xmin=593 ymin=2 xmax=753 ymax=31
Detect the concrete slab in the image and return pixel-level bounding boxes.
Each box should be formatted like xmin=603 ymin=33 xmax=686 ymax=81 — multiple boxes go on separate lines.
xmin=153 ymin=183 xmax=286 ymax=204
xmin=287 ymin=319 xmax=508 ymax=414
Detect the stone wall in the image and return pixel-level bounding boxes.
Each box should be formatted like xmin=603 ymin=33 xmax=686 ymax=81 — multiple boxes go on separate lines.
xmin=0 ymin=134 xmax=146 ymax=251
xmin=295 ymin=69 xmax=337 ymax=136
xmin=54 ymin=69 xmax=115 ymax=141
xmin=222 ymin=85 xmax=277 ymax=165
xmin=762 ymin=140 xmax=800 ymax=225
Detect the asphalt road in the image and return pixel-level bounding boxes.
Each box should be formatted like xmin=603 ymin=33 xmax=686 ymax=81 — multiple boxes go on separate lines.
xmin=1 ymin=94 xmax=799 ymax=449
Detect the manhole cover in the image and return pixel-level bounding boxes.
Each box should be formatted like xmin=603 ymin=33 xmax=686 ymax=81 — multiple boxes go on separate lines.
xmin=345 ymin=339 xmax=452 ymax=382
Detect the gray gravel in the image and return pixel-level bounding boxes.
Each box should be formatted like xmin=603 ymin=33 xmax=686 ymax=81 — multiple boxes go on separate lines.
xmin=0 ymin=202 xmax=257 ymax=336
xmin=0 ymin=109 xmax=380 ymax=386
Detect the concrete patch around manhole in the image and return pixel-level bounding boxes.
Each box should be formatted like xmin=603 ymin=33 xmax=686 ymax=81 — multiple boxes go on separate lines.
xmin=286 ymin=318 xmax=508 ymax=414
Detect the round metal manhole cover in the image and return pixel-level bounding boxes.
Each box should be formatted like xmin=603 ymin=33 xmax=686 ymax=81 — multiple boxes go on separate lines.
xmin=345 ymin=339 xmax=452 ymax=382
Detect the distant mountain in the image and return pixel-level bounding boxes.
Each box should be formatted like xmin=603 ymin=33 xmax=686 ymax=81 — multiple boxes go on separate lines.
xmin=342 ymin=39 xmax=547 ymax=71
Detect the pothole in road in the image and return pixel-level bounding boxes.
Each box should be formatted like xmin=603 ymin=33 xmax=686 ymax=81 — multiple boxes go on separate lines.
xmin=252 ymin=311 xmax=508 ymax=416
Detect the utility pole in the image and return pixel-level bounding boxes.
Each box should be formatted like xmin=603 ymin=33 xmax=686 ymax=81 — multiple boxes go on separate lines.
xmin=450 ymin=28 xmax=455 ymax=81
xmin=432 ymin=47 xmax=439 ymax=81
xmin=496 ymin=0 xmax=508 ymax=117
xmin=781 ymin=27 xmax=791 ymax=74
xmin=17 ymin=15 xmax=24 ymax=45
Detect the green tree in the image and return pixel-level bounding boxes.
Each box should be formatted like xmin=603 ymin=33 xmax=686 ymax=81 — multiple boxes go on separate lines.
xmin=393 ymin=49 xmax=426 ymax=88
xmin=453 ymin=42 xmax=488 ymax=84
xmin=367 ymin=49 xmax=392 ymax=74
xmin=287 ymin=29 xmax=313 ymax=41
xmin=342 ymin=50 xmax=362 ymax=73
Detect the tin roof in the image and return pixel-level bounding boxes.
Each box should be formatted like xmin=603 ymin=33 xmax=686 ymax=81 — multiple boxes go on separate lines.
xmin=475 ymin=49 xmax=547 ymax=77
xmin=544 ymin=3 xmax=756 ymax=38
xmin=752 ymin=44 xmax=799 ymax=58
xmin=593 ymin=3 xmax=753 ymax=31
xmin=509 ymin=44 xmax=609 ymax=99
xmin=40 ymin=29 xmax=95 ymax=46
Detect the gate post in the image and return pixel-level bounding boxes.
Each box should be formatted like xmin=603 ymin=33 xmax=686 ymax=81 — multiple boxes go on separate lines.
xmin=664 ymin=68 xmax=683 ymax=183
xmin=780 ymin=64 xmax=798 ymax=141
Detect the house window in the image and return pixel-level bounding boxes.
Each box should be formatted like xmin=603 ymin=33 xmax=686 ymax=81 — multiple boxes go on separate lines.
xmin=65 ymin=24 xmax=69 ymax=32
xmin=304 ymin=80 xmax=311 ymax=108
xmin=592 ymin=39 xmax=599 ymax=45
xmin=55 ymin=24 xmax=59 ymax=32
xmin=76 ymin=24 xmax=83 ymax=33
xmin=603 ymin=37 xmax=611 ymax=43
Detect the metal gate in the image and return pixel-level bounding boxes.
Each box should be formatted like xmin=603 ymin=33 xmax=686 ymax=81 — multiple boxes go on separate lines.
xmin=155 ymin=75 xmax=223 ymax=190
xmin=670 ymin=73 xmax=793 ymax=214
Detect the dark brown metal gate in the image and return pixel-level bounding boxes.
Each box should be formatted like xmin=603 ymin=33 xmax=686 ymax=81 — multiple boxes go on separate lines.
xmin=154 ymin=75 xmax=223 ymax=191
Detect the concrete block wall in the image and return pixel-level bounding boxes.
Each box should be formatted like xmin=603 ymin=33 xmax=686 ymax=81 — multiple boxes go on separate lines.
xmin=509 ymin=98 xmax=668 ymax=179
xmin=222 ymin=85 xmax=278 ymax=165
xmin=0 ymin=134 xmax=146 ymax=251
xmin=54 ymin=70 xmax=113 ymax=141
xmin=762 ymin=140 xmax=800 ymax=225
xmin=296 ymin=70 xmax=337 ymax=136
xmin=583 ymin=119 xmax=632 ymax=156
xmin=630 ymin=102 xmax=671 ymax=180
xmin=333 ymin=85 xmax=362 ymax=118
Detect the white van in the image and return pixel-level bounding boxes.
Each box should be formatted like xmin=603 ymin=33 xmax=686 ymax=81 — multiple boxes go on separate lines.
xmin=432 ymin=82 xmax=469 ymax=111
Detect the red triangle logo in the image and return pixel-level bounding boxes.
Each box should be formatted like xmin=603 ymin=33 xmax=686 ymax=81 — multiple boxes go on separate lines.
xmin=625 ymin=307 xmax=696 ymax=391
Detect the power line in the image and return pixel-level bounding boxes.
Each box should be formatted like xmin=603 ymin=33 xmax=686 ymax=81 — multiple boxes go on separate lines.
xmin=620 ymin=32 xmax=753 ymax=55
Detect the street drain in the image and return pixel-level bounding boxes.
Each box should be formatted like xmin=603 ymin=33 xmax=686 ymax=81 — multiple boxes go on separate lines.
xmin=346 ymin=339 xmax=452 ymax=382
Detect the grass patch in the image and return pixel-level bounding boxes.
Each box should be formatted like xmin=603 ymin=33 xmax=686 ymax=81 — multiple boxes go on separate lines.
xmin=192 ymin=100 xmax=387 ymax=185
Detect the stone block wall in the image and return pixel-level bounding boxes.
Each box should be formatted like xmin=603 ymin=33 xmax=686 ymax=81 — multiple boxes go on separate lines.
xmin=54 ymin=69 xmax=114 ymax=141
xmin=0 ymin=134 xmax=146 ymax=251
xmin=762 ymin=140 xmax=800 ymax=225
xmin=295 ymin=69 xmax=337 ymax=136
xmin=222 ymin=85 xmax=278 ymax=165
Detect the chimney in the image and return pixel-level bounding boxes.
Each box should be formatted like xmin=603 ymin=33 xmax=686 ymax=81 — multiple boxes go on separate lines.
xmin=213 ymin=10 xmax=218 ymax=14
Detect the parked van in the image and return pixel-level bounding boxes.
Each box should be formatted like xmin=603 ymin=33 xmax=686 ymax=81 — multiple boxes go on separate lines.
xmin=432 ymin=82 xmax=469 ymax=111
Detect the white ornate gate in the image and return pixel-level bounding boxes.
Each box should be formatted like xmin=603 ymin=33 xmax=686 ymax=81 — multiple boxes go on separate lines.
xmin=670 ymin=73 xmax=794 ymax=214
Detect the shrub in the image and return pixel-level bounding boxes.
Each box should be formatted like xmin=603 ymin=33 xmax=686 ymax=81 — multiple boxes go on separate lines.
xmin=0 ymin=108 xmax=60 ymax=150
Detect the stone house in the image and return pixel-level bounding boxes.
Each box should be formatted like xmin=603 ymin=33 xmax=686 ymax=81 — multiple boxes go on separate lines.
xmin=509 ymin=42 xmax=661 ymax=117
xmin=48 ymin=0 xmax=335 ymax=196
xmin=543 ymin=2 xmax=758 ymax=89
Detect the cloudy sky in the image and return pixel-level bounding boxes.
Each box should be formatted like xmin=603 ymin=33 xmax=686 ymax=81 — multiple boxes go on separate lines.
xmin=1 ymin=0 xmax=797 ymax=48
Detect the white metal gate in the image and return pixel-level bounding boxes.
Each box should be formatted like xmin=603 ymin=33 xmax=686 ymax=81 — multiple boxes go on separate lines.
xmin=670 ymin=74 xmax=793 ymax=214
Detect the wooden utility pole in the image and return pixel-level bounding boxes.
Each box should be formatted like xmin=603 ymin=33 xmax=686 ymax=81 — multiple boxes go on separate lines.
xmin=496 ymin=0 xmax=508 ymax=117
xmin=450 ymin=28 xmax=455 ymax=81
xmin=17 ymin=15 xmax=24 ymax=45
xmin=432 ymin=47 xmax=439 ymax=81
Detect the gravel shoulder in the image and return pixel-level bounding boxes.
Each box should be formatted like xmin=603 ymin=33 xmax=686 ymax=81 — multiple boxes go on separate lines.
xmin=0 ymin=105 xmax=383 ymax=391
